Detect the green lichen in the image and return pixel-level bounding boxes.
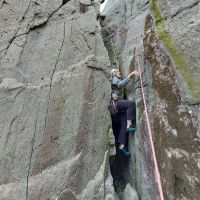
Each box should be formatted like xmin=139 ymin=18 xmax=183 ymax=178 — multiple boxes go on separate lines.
xmin=150 ymin=0 xmax=200 ymax=99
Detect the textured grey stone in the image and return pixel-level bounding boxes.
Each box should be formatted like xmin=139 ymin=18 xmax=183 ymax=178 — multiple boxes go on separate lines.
xmin=144 ymin=15 xmax=200 ymax=200
xmin=123 ymin=183 xmax=139 ymax=200
xmin=0 ymin=0 xmax=112 ymax=199
xmin=102 ymin=0 xmax=153 ymax=199
xmin=79 ymin=0 xmax=91 ymax=5
xmin=102 ymin=0 xmax=200 ymax=200
xmin=158 ymin=0 xmax=200 ymax=98
xmin=105 ymin=169 xmax=115 ymax=199
xmin=1 ymin=0 xmax=200 ymax=199
xmin=77 ymin=150 xmax=109 ymax=200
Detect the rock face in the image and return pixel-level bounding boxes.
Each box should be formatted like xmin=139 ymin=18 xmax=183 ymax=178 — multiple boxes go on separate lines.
xmin=155 ymin=0 xmax=200 ymax=100
xmin=1 ymin=0 xmax=200 ymax=199
xmin=122 ymin=183 xmax=139 ymax=200
xmin=102 ymin=1 xmax=158 ymax=199
xmin=102 ymin=0 xmax=200 ymax=199
xmin=144 ymin=15 xmax=200 ymax=200
xmin=0 ymin=0 xmax=112 ymax=199
xmin=147 ymin=1 xmax=200 ymax=199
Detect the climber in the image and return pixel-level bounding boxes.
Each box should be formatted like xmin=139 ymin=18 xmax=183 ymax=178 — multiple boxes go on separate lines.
xmin=108 ymin=68 xmax=140 ymax=158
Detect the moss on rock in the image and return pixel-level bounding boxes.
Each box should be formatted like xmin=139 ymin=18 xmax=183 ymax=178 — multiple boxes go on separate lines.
xmin=150 ymin=0 xmax=200 ymax=99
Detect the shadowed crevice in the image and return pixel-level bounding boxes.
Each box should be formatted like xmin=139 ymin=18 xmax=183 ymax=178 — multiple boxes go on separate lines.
xmin=26 ymin=110 xmax=39 ymax=200
xmin=62 ymin=0 xmax=71 ymax=6
xmin=109 ymin=155 xmax=129 ymax=198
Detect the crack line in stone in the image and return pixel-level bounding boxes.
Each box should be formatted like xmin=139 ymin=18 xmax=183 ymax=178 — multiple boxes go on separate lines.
xmin=0 ymin=28 xmax=20 ymax=62
xmin=70 ymin=32 xmax=89 ymax=55
xmin=26 ymin=109 xmax=39 ymax=200
xmin=0 ymin=0 xmax=9 ymax=9
xmin=20 ymin=0 xmax=31 ymax=22
xmin=4 ymin=115 xmax=18 ymax=150
xmin=171 ymin=0 xmax=200 ymax=18
xmin=15 ymin=34 xmax=29 ymax=81
xmin=43 ymin=22 xmax=66 ymax=134
xmin=1 ymin=0 xmax=64 ymax=62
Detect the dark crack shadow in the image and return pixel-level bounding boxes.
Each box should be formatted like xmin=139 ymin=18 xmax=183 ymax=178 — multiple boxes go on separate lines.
xmin=26 ymin=110 xmax=39 ymax=200
xmin=109 ymin=155 xmax=130 ymax=198
xmin=62 ymin=0 xmax=71 ymax=6
xmin=0 ymin=0 xmax=9 ymax=9
xmin=43 ymin=22 xmax=66 ymax=134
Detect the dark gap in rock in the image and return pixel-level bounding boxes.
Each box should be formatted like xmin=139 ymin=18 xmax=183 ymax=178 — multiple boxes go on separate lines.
xmin=174 ymin=173 xmax=183 ymax=198
xmin=100 ymin=18 xmax=135 ymax=199
xmin=110 ymin=155 xmax=129 ymax=198
xmin=97 ymin=14 xmax=105 ymax=21
xmin=30 ymin=21 xmax=47 ymax=31
xmin=33 ymin=1 xmax=40 ymax=5
xmin=1 ymin=0 xmax=9 ymax=7
xmin=100 ymin=20 xmax=117 ymax=67
xmin=62 ymin=0 xmax=71 ymax=6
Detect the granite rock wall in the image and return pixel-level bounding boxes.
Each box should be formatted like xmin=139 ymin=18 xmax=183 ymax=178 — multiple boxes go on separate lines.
xmin=102 ymin=0 xmax=200 ymax=199
xmin=0 ymin=0 xmax=112 ymax=199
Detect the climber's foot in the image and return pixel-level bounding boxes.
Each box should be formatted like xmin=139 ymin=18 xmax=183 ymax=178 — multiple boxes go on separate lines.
xmin=118 ymin=148 xmax=131 ymax=158
xmin=127 ymin=125 xmax=137 ymax=132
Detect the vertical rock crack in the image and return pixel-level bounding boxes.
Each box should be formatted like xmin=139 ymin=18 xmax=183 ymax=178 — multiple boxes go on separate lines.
xmin=26 ymin=110 xmax=39 ymax=200
xmin=43 ymin=22 xmax=66 ymax=134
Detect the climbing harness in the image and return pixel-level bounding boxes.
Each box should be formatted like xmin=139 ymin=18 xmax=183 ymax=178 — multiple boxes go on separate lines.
xmin=108 ymin=100 xmax=119 ymax=115
xmin=99 ymin=17 xmax=165 ymax=200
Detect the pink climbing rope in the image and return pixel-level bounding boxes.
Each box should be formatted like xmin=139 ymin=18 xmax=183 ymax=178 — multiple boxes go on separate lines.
xmin=133 ymin=37 xmax=165 ymax=200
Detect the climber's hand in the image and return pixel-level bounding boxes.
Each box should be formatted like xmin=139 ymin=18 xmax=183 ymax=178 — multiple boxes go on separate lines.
xmin=130 ymin=71 xmax=140 ymax=78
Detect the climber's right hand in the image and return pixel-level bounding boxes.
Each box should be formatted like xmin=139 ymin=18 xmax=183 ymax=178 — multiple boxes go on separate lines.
xmin=129 ymin=71 xmax=140 ymax=78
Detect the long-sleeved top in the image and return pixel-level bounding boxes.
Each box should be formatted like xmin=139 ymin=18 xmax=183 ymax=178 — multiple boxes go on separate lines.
xmin=111 ymin=76 xmax=130 ymax=99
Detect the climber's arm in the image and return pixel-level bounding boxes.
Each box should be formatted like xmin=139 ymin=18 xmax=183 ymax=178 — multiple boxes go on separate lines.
xmin=113 ymin=71 xmax=140 ymax=88
xmin=116 ymin=76 xmax=131 ymax=88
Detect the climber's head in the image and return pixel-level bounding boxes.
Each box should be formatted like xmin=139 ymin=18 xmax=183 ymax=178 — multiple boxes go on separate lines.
xmin=111 ymin=68 xmax=121 ymax=78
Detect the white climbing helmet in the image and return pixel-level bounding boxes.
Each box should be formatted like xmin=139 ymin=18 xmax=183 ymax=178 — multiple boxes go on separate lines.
xmin=110 ymin=68 xmax=118 ymax=76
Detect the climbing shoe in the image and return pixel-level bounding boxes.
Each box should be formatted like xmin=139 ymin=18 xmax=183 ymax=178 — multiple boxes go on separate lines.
xmin=118 ymin=148 xmax=131 ymax=158
xmin=127 ymin=125 xmax=137 ymax=132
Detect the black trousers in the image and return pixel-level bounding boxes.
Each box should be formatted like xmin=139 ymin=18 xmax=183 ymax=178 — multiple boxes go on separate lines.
xmin=111 ymin=100 xmax=136 ymax=150
xmin=117 ymin=99 xmax=136 ymax=121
